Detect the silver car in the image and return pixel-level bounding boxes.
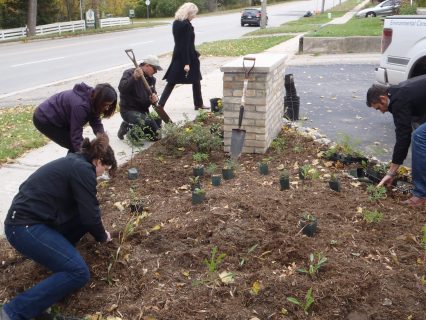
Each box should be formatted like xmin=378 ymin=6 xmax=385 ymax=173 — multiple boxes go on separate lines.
xmin=355 ymin=0 xmax=400 ymax=18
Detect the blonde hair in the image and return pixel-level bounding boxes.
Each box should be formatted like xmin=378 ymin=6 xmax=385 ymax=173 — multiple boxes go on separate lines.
xmin=175 ymin=2 xmax=198 ymax=21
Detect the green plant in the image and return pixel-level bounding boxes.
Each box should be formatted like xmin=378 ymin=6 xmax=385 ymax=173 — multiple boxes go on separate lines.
xmin=366 ymin=185 xmax=387 ymax=201
xmin=204 ymin=246 xmax=226 ymax=273
xmin=280 ymin=170 xmax=289 ymax=179
xmin=239 ymin=243 xmax=259 ymax=267
xmin=298 ymin=253 xmax=328 ymax=278
xmin=270 ymin=136 xmax=286 ymax=153
xmin=149 ymin=110 xmax=160 ymax=120
xmin=193 ymin=152 xmax=209 ymax=164
xmin=195 ymin=110 xmax=209 ymax=122
xmin=422 ymin=224 xmax=426 ymax=250
xmin=363 ymin=209 xmax=383 ymax=223
xmin=223 ymin=158 xmax=238 ymax=170
xmin=300 ymin=213 xmax=316 ymax=222
xmin=193 ymin=187 xmax=205 ymax=196
xmin=189 ymin=175 xmax=200 ymax=185
xmin=287 ymin=287 xmax=315 ymax=315
xmin=260 ymin=157 xmax=271 ymax=165
xmin=399 ymin=0 xmax=417 ymax=15
xmin=330 ymin=173 xmax=338 ymax=182
xmin=206 ymin=163 xmax=217 ymax=175
xmin=299 ymin=164 xmax=319 ymax=180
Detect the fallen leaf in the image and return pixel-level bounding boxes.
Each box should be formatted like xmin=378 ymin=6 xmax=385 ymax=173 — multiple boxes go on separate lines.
xmin=350 ymin=181 xmax=361 ymax=187
xmin=219 ymin=271 xmax=235 ymax=284
xmin=113 ymin=202 xmax=125 ymax=212
xmin=151 ymin=224 xmax=161 ymax=231
xmin=250 ymin=280 xmax=261 ymax=295
xmin=107 ymin=304 xmax=118 ymax=312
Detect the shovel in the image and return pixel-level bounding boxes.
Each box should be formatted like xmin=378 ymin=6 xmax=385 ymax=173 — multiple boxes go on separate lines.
xmin=124 ymin=49 xmax=172 ymax=123
xmin=230 ymin=56 xmax=256 ymax=159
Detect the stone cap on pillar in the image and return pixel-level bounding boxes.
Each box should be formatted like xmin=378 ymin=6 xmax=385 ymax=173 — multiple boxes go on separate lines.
xmin=220 ymin=53 xmax=287 ymax=73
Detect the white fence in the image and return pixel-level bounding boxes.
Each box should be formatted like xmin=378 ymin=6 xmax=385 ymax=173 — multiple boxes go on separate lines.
xmin=0 ymin=17 xmax=130 ymax=41
xmin=99 ymin=17 xmax=131 ymax=28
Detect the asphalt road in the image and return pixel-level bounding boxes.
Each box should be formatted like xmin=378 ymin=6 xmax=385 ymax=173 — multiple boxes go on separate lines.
xmin=0 ymin=0 xmax=342 ymax=97
xmin=285 ymin=63 xmax=409 ymax=165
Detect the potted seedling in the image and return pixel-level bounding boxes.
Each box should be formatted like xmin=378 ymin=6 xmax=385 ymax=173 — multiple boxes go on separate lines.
xmin=258 ymin=157 xmax=270 ymax=175
xmin=209 ymin=98 xmax=223 ymax=113
xmin=193 ymin=152 xmax=208 ymax=177
xmin=298 ymin=213 xmax=318 ymax=237
xmin=126 ymin=123 xmax=146 ymax=180
xmin=207 ymin=163 xmax=221 ymax=186
xmin=189 ymin=176 xmax=201 ymax=191
xmin=192 ymin=187 xmax=206 ymax=204
xmin=328 ymin=174 xmax=341 ymax=192
xmin=222 ymin=158 xmax=236 ymax=180
xmin=129 ymin=188 xmax=144 ymax=213
xmin=279 ymin=170 xmax=290 ymax=190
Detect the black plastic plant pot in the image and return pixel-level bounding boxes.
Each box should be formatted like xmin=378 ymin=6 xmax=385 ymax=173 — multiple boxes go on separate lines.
xmin=211 ymin=174 xmax=221 ymax=186
xmin=298 ymin=168 xmax=305 ymax=180
xmin=210 ymin=98 xmax=222 ymax=113
xmin=128 ymin=167 xmax=139 ymax=180
xmin=299 ymin=218 xmax=318 ymax=237
xmin=154 ymin=118 xmax=162 ymax=128
xmin=193 ymin=166 xmax=205 ymax=177
xmin=329 ymin=180 xmax=341 ymax=192
xmin=365 ymin=168 xmax=385 ymax=184
xmin=192 ymin=192 xmax=205 ymax=204
xmin=222 ymin=168 xmax=234 ymax=180
xmin=341 ymin=155 xmax=368 ymax=165
xmin=129 ymin=201 xmax=144 ymax=213
xmin=259 ymin=163 xmax=269 ymax=175
xmin=279 ymin=177 xmax=290 ymax=190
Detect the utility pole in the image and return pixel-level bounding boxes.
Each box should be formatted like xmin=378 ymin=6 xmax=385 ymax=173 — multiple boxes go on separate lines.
xmin=321 ymin=0 xmax=325 ymax=13
xmin=260 ymin=0 xmax=267 ymax=29
xmin=80 ymin=0 xmax=83 ymax=20
xmin=27 ymin=0 xmax=37 ymax=36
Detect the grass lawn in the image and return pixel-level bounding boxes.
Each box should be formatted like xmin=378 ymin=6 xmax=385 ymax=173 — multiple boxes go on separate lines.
xmin=246 ymin=0 xmax=364 ymax=36
xmin=197 ymin=35 xmax=292 ymax=56
xmin=0 ymin=106 xmax=48 ymax=164
xmin=307 ymin=16 xmax=384 ymax=37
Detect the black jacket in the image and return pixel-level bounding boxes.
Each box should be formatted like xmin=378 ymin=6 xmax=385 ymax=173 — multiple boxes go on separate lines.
xmin=163 ymin=19 xmax=202 ymax=84
xmin=119 ymin=67 xmax=156 ymax=114
xmin=388 ymin=74 xmax=426 ymax=165
xmin=5 ymin=153 xmax=107 ymax=242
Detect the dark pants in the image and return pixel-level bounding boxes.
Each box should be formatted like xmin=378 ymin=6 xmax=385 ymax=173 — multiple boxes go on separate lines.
xmin=3 ymin=219 xmax=90 ymax=320
xmin=120 ymin=110 xmax=161 ymax=137
xmin=33 ymin=114 xmax=75 ymax=153
xmin=159 ymin=81 xmax=203 ymax=108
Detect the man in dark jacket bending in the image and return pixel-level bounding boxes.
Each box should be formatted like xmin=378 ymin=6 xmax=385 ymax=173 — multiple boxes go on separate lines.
xmin=117 ymin=55 xmax=162 ymax=141
xmin=366 ymin=74 xmax=426 ymax=206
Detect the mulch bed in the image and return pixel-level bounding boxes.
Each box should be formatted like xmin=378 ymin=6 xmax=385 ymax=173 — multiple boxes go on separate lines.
xmin=1 ymin=122 xmax=425 ymax=320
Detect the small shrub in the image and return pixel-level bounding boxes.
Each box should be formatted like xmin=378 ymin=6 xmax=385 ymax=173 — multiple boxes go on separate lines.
xmin=206 ymin=163 xmax=217 ymax=175
xmin=363 ymin=209 xmax=383 ymax=223
xmin=298 ymin=253 xmax=328 ymax=278
xmin=193 ymin=152 xmax=209 ymax=164
xmin=270 ymin=136 xmax=286 ymax=153
xmin=366 ymin=185 xmax=387 ymax=201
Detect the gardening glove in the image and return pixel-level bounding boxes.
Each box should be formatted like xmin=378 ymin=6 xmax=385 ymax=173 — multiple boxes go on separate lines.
xmin=150 ymin=93 xmax=158 ymax=104
xmin=133 ymin=66 xmax=144 ymax=80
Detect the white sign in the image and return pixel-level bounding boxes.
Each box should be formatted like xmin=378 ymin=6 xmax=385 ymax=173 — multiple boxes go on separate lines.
xmin=86 ymin=9 xmax=95 ymax=22
xmin=145 ymin=0 xmax=150 ymax=5
xmin=129 ymin=9 xmax=135 ymax=15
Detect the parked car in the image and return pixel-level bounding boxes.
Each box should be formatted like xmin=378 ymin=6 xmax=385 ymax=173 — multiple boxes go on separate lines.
xmin=355 ymin=0 xmax=400 ymax=18
xmin=241 ymin=8 xmax=268 ymax=27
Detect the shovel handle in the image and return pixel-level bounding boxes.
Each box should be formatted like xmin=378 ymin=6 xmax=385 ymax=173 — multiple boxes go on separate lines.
xmin=125 ymin=49 xmax=138 ymax=68
xmin=238 ymin=105 xmax=244 ymax=129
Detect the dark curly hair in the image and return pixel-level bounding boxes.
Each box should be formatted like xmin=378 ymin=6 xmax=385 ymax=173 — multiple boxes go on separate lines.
xmin=366 ymin=84 xmax=388 ymax=107
xmin=91 ymin=83 xmax=117 ymax=118
xmin=80 ymin=133 xmax=117 ymax=174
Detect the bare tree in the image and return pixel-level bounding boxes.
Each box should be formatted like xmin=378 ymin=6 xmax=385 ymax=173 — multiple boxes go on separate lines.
xmin=27 ymin=0 xmax=37 ymax=36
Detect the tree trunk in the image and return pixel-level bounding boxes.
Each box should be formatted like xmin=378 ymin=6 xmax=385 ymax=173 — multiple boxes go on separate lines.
xmin=27 ymin=0 xmax=37 ymax=36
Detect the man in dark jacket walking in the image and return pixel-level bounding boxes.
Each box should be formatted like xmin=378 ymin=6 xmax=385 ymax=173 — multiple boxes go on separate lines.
xmin=366 ymin=74 xmax=426 ymax=206
xmin=117 ymin=55 xmax=162 ymax=141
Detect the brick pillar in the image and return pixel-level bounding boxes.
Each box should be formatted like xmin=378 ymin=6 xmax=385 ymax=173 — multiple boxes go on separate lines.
xmin=220 ymin=54 xmax=287 ymax=154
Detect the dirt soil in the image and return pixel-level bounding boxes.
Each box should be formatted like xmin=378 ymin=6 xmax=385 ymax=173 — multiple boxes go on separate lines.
xmin=1 ymin=117 xmax=425 ymax=320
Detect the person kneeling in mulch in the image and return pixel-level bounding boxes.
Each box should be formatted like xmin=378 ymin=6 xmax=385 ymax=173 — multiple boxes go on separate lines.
xmin=117 ymin=55 xmax=163 ymax=141
xmin=1 ymin=134 xmax=116 ymax=320
xmin=366 ymin=75 xmax=426 ymax=206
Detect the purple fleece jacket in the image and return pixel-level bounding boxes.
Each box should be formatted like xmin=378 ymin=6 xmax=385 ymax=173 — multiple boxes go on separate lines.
xmin=35 ymin=83 xmax=104 ymax=152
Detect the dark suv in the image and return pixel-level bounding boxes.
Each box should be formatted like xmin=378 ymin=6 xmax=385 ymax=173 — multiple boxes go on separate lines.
xmin=241 ymin=8 xmax=267 ymax=27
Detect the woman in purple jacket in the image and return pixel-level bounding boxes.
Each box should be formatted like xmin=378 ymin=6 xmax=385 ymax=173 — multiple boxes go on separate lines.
xmin=33 ymin=82 xmax=117 ymax=153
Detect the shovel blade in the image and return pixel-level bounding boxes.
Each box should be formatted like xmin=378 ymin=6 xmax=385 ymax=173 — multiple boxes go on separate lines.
xmin=230 ymin=129 xmax=246 ymax=159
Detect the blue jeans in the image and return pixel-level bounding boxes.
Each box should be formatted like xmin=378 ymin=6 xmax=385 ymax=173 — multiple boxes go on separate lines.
xmin=412 ymin=122 xmax=426 ymax=198
xmin=3 ymin=224 xmax=90 ymax=320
